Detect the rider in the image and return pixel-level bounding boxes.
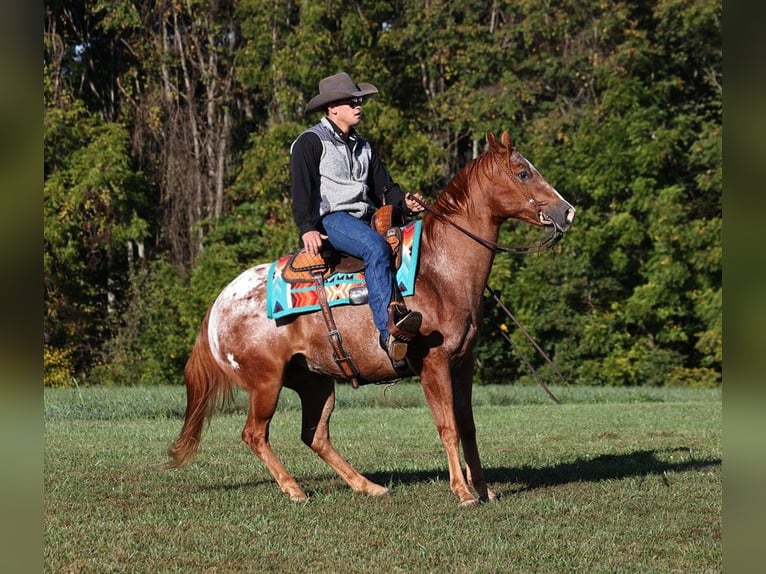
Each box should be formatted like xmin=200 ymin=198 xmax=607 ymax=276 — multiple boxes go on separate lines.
xmin=290 ymin=72 xmax=425 ymax=362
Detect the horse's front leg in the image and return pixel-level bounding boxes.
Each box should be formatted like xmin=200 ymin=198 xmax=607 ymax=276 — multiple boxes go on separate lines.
xmin=452 ymin=357 xmax=496 ymax=502
xmin=289 ymin=372 xmax=390 ymax=497
xmin=420 ymin=356 xmax=478 ymax=506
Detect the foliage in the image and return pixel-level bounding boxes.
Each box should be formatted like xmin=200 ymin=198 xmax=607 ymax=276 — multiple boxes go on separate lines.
xmin=43 ymin=345 xmax=77 ymax=388
xmin=475 ymin=0 xmax=721 ymax=387
xmin=92 ymin=259 xmax=190 ymax=386
xmin=44 ymin=90 xmax=149 ymax=381
xmin=44 ymin=0 xmax=721 ymax=387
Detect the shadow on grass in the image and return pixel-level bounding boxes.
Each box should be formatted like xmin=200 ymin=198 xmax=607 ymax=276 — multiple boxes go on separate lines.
xmin=366 ymin=447 xmax=721 ymax=497
xmin=199 ymin=447 xmax=720 ymax=499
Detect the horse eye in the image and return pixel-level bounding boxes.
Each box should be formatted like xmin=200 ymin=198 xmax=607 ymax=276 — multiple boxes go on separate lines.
xmin=517 ymin=170 xmax=530 ymax=180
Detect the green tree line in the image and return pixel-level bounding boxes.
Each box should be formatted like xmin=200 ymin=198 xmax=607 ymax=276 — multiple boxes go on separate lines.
xmin=44 ymin=0 xmax=721 ymax=388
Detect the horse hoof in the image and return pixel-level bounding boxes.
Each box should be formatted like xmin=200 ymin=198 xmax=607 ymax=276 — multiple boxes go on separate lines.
xmin=369 ymin=485 xmax=391 ymax=497
xmin=289 ymin=493 xmax=309 ymax=503
xmin=478 ymin=489 xmax=498 ymax=503
xmin=459 ymin=498 xmax=480 ymax=508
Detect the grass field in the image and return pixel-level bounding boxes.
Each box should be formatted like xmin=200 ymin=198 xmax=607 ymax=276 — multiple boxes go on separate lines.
xmin=44 ymin=384 xmax=721 ymax=573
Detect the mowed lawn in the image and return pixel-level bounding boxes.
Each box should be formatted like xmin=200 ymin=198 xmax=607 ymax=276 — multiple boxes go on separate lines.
xmin=45 ymin=384 xmax=721 ymax=573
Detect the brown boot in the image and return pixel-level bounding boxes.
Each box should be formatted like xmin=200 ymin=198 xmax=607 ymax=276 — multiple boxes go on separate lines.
xmin=387 ymin=303 xmax=422 ymax=342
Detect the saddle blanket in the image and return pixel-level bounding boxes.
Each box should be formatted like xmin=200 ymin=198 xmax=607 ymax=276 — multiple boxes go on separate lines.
xmin=266 ymin=220 xmax=422 ymax=320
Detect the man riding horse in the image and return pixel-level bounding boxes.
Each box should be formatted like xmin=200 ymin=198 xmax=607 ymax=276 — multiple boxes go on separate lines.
xmin=165 ymin=72 xmax=576 ymax=505
xmin=289 ymin=72 xmax=426 ymax=363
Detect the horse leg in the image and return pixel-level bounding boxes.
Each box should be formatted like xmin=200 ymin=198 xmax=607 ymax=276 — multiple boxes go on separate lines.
xmin=420 ymin=358 xmax=478 ymax=506
xmin=452 ymin=357 xmax=496 ymax=502
xmin=240 ymin=373 xmax=308 ymax=502
xmin=291 ymin=374 xmax=390 ymax=497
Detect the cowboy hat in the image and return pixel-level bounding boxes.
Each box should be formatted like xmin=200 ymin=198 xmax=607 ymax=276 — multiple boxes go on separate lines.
xmin=305 ymin=72 xmax=379 ymax=114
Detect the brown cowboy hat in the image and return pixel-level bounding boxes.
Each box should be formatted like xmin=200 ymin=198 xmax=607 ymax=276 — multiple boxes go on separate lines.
xmin=305 ymin=72 xmax=379 ymax=114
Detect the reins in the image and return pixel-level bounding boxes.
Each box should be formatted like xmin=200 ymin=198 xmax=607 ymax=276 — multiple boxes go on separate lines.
xmin=405 ymin=193 xmax=563 ymax=255
xmin=405 ymin=192 xmax=565 ymax=404
xmin=484 ymin=288 xmax=564 ymax=404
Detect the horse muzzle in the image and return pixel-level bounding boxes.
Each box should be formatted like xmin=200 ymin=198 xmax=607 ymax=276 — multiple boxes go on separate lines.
xmin=539 ymin=203 xmax=575 ymax=234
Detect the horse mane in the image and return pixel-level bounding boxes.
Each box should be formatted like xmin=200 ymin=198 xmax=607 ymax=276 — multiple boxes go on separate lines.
xmin=423 ymin=148 xmax=498 ymax=243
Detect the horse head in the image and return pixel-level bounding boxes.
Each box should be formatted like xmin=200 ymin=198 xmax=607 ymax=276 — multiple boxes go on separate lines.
xmin=486 ymin=131 xmax=575 ymax=235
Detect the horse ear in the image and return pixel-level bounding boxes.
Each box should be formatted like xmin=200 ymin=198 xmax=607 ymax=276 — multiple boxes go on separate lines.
xmin=486 ymin=131 xmax=497 ymax=147
xmin=501 ymin=131 xmax=513 ymax=147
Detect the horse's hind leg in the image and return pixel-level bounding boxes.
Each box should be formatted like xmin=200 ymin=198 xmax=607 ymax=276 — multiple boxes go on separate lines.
xmin=291 ymin=374 xmax=390 ymax=497
xmin=453 ymin=358 xmax=496 ymax=502
xmin=240 ymin=372 xmax=308 ymax=502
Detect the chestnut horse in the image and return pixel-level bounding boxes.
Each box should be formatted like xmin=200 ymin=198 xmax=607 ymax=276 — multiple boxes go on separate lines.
xmin=165 ymin=131 xmax=575 ymax=506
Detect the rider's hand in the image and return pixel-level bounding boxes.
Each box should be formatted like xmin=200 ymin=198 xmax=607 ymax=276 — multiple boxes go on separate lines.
xmin=405 ymin=193 xmax=426 ymax=213
xmin=301 ymin=230 xmax=328 ymax=256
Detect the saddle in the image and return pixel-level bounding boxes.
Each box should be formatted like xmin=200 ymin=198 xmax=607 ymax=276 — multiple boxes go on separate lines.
xmin=281 ymin=249 xmax=363 ymax=284
xmin=285 ymin=205 xmax=410 ymax=388
xmin=282 ymin=204 xmax=405 ymax=285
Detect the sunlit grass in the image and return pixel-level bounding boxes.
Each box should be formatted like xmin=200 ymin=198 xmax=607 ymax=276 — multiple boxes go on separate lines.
xmin=45 ymin=384 xmax=721 ymax=573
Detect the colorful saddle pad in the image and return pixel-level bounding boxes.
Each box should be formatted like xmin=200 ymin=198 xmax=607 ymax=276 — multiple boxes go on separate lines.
xmin=266 ymin=220 xmax=422 ymax=320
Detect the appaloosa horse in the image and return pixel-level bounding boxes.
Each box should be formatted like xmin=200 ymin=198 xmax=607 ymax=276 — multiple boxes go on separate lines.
xmin=165 ymin=131 xmax=575 ymax=506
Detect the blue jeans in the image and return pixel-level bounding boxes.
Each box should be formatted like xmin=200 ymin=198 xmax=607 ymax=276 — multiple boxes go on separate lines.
xmin=321 ymin=211 xmax=392 ymax=339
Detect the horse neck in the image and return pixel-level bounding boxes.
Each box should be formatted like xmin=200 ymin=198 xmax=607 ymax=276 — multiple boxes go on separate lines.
xmin=418 ymin=203 xmax=501 ymax=308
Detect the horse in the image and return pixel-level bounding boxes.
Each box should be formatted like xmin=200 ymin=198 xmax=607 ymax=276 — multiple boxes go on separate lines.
xmin=164 ymin=131 xmax=575 ymax=506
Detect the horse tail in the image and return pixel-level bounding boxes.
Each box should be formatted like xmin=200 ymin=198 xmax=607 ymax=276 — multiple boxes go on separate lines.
xmin=163 ymin=309 xmax=233 ymax=469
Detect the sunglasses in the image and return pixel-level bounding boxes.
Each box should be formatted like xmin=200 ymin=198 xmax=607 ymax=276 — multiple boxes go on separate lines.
xmin=335 ymin=96 xmax=364 ymax=108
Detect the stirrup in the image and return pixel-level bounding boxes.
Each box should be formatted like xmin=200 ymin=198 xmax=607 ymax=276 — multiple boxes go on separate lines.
xmin=380 ymin=333 xmax=408 ymax=362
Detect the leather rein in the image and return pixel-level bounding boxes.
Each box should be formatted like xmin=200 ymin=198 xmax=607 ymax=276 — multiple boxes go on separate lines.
xmin=405 ymin=193 xmax=563 ymax=255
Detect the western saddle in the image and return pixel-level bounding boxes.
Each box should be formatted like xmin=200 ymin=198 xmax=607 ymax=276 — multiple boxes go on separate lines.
xmin=281 ymin=205 xmax=412 ymax=387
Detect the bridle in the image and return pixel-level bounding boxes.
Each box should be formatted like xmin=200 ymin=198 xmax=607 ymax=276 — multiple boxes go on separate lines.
xmin=405 ymin=192 xmax=563 ymax=255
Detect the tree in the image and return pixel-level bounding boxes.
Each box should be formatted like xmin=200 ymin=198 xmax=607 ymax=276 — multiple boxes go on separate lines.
xmin=481 ymin=0 xmax=721 ymax=386
xmin=44 ymin=92 xmax=149 ymax=382
xmin=44 ymin=0 xmax=721 ymax=387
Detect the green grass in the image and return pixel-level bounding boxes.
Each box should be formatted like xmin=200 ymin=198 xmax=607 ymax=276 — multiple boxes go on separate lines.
xmin=45 ymin=384 xmax=721 ymax=573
